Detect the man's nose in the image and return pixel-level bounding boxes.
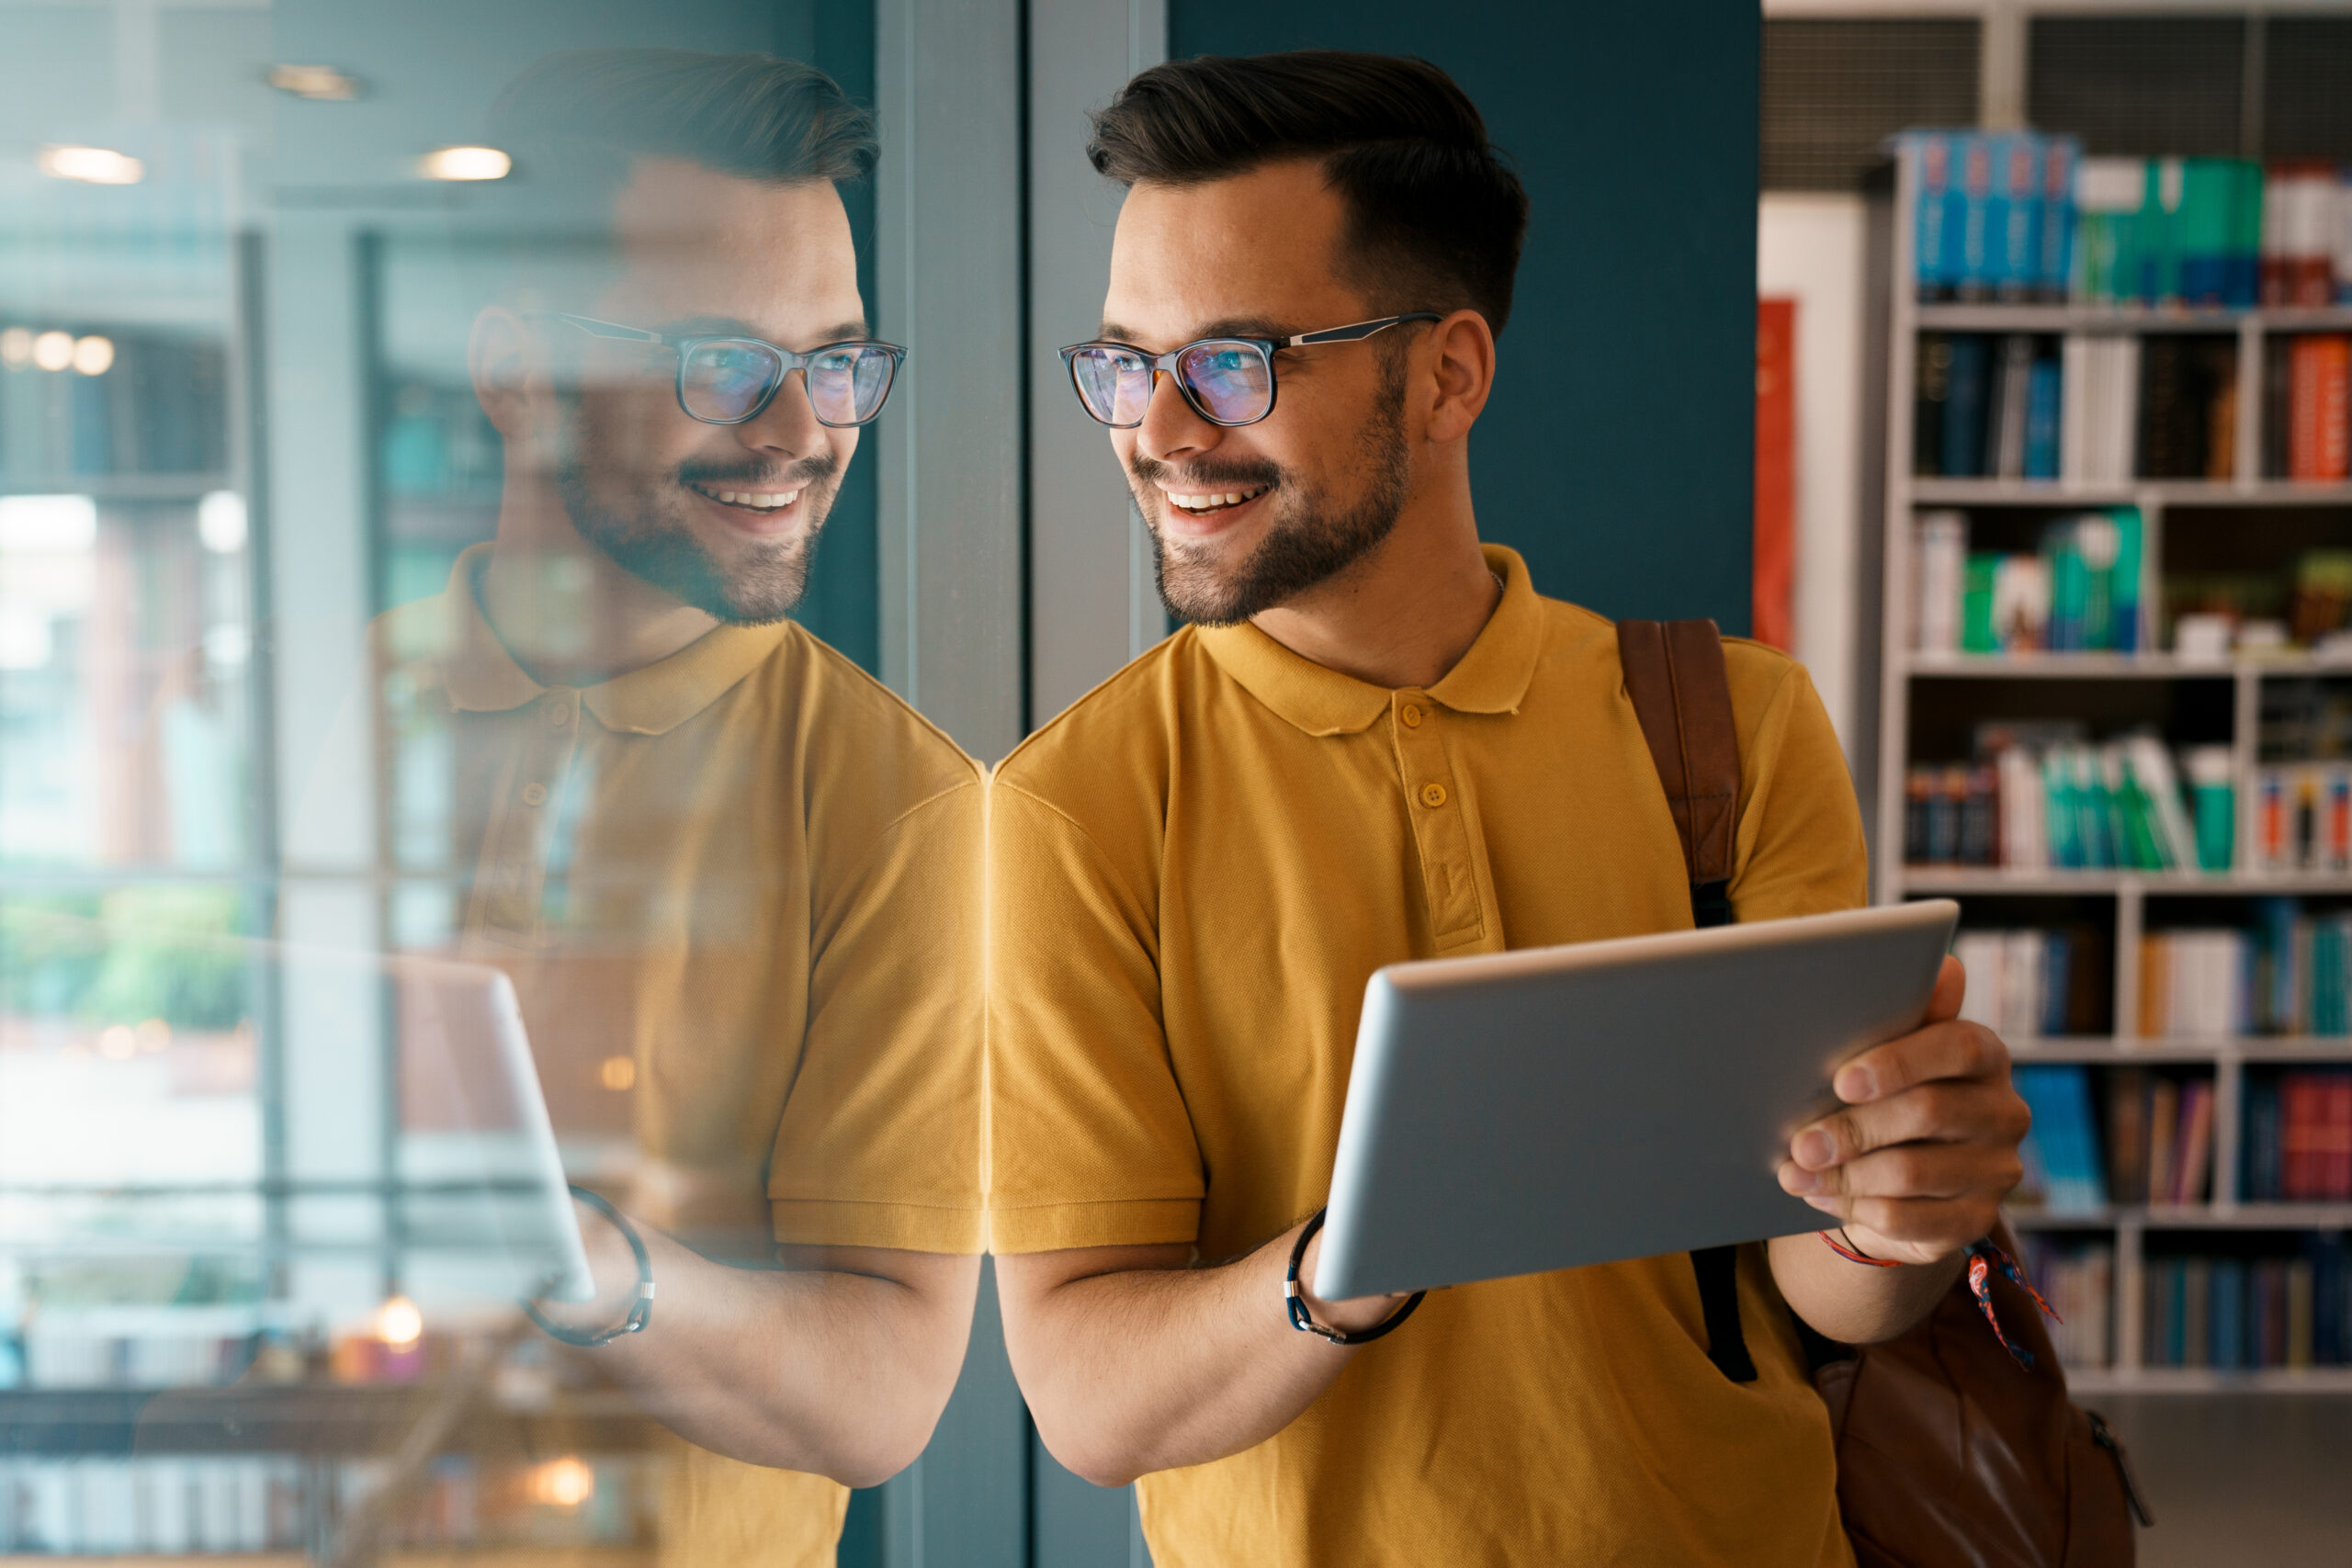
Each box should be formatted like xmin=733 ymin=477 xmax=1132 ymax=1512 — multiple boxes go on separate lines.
xmin=1134 ymin=369 xmax=1220 ymax=464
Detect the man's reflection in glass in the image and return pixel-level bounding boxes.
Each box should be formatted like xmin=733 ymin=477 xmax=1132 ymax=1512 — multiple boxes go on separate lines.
xmin=371 ymin=50 xmax=982 ymax=1563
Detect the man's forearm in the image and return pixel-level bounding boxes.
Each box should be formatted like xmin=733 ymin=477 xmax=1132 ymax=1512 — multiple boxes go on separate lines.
xmin=1767 ymin=1230 xmax=1962 ymax=1346
xmin=997 ymin=1224 xmax=1395 ymax=1488
xmin=544 ymin=1214 xmax=980 ymax=1487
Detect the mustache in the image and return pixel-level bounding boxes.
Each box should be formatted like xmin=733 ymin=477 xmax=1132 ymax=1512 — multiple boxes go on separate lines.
xmin=678 ymin=451 xmax=840 ymax=490
xmin=1127 ymin=451 xmax=1283 ymax=493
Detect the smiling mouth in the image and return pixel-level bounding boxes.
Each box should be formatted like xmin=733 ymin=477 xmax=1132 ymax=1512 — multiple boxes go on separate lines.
xmin=1163 ymin=483 xmax=1270 ymax=516
xmin=689 ymin=481 xmax=805 ymax=514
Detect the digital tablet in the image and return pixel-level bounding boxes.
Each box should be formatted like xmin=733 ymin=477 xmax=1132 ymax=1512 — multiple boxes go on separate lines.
xmin=1313 ymin=899 xmax=1961 ymax=1301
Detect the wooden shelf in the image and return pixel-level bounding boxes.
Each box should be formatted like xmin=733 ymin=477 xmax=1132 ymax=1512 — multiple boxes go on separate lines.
xmin=1915 ymin=302 xmax=2352 ymax=333
xmin=0 ymin=474 xmax=235 ymax=502
xmin=0 ymin=1384 xmax=659 ymax=1457
xmin=1899 ymin=869 xmax=2352 ymax=896
xmin=1908 ymin=478 xmax=2352 ymax=506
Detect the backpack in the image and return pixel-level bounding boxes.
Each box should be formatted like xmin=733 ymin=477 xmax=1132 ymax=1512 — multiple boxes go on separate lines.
xmin=1617 ymin=617 xmax=2149 ymax=1568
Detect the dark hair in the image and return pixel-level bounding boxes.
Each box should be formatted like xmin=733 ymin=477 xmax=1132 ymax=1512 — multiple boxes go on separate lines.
xmin=488 ymin=48 xmax=877 ymax=201
xmin=1088 ymin=51 xmax=1529 ymax=334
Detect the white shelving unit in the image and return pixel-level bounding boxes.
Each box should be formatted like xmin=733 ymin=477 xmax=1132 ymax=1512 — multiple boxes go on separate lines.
xmin=1875 ymin=146 xmax=2352 ymax=1392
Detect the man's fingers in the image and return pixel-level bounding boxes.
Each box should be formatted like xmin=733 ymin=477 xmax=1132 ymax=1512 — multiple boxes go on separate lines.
xmin=1791 ymin=1080 xmax=2030 ymax=1171
xmin=1832 ymin=1017 xmax=2008 ymax=1105
xmin=1924 ymin=953 xmax=1965 ymax=1025
xmin=1780 ymin=1138 xmax=2019 ymax=1202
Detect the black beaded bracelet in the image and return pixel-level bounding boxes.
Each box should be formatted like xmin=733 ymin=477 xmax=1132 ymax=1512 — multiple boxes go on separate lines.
xmin=523 ymin=1185 xmax=655 ymax=1348
xmin=1284 ymin=1208 xmax=1426 ymax=1346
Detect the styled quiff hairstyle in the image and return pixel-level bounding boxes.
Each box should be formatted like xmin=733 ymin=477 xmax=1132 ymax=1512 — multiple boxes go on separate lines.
xmin=1088 ymin=51 xmax=1530 ymax=334
xmin=488 ymin=48 xmax=877 ymax=201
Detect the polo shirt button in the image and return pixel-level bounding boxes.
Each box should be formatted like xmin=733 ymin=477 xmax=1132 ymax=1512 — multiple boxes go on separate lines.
xmin=1401 ymin=704 xmax=1424 ymax=728
xmin=1419 ymin=783 xmax=1448 ymax=807
xmin=521 ymin=783 xmax=548 ymax=807
xmin=547 ymin=698 xmax=573 ymax=728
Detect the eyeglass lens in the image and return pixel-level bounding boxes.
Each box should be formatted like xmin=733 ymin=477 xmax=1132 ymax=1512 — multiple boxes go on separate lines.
xmin=1068 ymin=341 xmax=1273 ymax=428
xmin=679 ymin=340 xmax=899 ymax=425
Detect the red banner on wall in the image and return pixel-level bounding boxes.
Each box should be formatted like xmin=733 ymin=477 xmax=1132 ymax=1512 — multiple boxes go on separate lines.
xmin=1755 ymin=298 xmax=1796 ymax=651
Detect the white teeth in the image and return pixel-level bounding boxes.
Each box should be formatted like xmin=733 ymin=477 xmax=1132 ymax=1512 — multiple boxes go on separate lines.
xmin=699 ymin=485 xmax=802 ymax=510
xmin=1167 ymin=484 xmax=1266 ymax=513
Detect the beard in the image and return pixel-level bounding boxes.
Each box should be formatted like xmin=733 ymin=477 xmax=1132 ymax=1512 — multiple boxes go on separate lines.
xmin=554 ymin=394 xmax=841 ymax=626
xmin=1131 ymin=354 xmax=1412 ymax=627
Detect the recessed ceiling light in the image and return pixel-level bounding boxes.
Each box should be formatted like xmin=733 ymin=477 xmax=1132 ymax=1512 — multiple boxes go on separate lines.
xmin=419 ymin=145 xmax=513 ymax=182
xmin=70 ymin=335 xmax=113 ymax=376
xmin=30 ymin=332 xmax=74 ymax=372
xmin=266 ymin=63 xmax=363 ymax=100
xmin=38 ymin=145 xmax=143 ymax=186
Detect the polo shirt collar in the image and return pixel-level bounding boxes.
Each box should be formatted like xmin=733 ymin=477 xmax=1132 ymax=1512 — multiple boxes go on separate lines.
xmin=435 ymin=543 xmax=790 ymax=736
xmin=1197 ymin=543 xmax=1544 ymax=736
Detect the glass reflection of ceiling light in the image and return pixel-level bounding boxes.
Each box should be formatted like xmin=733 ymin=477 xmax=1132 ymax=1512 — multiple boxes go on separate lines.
xmin=30 ymin=332 xmax=74 ymax=372
xmin=529 ymin=1456 xmax=596 ymax=1508
xmin=0 ymin=328 xmax=31 ymax=368
xmin=378 ymin=1293 xmax=424 ymax=1349
xmin=0 ymin=495 xmax=98 ymax=552
xmin=198 ymin=491 xmax=248 ymax=554
xmin=70 ymin=335 xmax=113 ymax=376
xmin=0 ymin=608 xmax=52 ymax=671
xmin=98 ymin=1024 xmax=137 ymax=1060
xmin=266 ymin=63 xmax=362 ymax=100
xmin=38 ymin=145 xmax=144 ymax=185
xmin=419 ymin=145 xmax=512 ymax=182
xmin=203 ymin=624 xmax=251 ymax=668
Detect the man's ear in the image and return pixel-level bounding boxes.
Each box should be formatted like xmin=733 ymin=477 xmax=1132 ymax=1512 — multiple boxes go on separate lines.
xmin=469 ymin=306 xmax=539 ymax=438
xmin=1423 ymin=309 xmax=1497 ymax=445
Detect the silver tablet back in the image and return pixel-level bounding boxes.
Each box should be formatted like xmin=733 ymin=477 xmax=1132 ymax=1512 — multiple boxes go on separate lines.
xmin=1315 ymin=900 xmax=1961 ymax=1300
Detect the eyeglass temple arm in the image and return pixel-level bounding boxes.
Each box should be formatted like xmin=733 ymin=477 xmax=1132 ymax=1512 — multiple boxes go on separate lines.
xmin=1283 ymin=313 xmax=1445 ymax=348
xmin=538 ymin=311 xmax=667 ymax=344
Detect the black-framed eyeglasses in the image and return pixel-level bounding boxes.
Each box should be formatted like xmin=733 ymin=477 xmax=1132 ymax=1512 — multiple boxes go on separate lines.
xmin=1058 ymin=313 xmax=1442 ymax=430
xmin=529 ymin=311 xmax=907 ymax=427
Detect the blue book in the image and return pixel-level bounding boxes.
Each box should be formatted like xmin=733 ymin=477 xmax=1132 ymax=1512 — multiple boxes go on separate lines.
xmin=1942 ymin=334 xmax=1988 ymax=477
xmin=2024 ymin=359 xmax=2062 ymax=479
xmin=2039 ymin=137 xmax=2080 ymax=299
xmin=2211 ymin=1258 xmax=2246 ymax=1370
xmin=1907 ymin=130 xmax=1956 ymax=299
xmin=1988 ymin=131 xmax=2042 ymax=299
xmin=1956 ymin=133 xmax=1994 ymax=298
xmin=2312 ymin=1233 xmax=2346 ymax=1364
xmin=2040 ymin=931 xmax=2072 ymax=1036
xmin=2245 ymin=1076 xmax=2282 ymax=1201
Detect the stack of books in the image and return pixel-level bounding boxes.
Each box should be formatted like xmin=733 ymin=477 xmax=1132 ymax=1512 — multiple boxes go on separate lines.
xmin=2249 ymin=771 xmax=2352 ymax=874
xmin=2262 ymin=162 xmax=2352 ymax=306
xmin=2014 ymin=1064 xmax=2113 ymax=1212
xmin=1911 ymin=510 xmax=2145 ymax=654
xmin=2243 ymin=1069 xmax=2352 ymax=1201
xmin=2267 ymin=333 xmax=2350 ymax=483
xmin=1902 ymin=728 xmax=2231 ymax=874
xmin=1951 ymin=926 xmax=2104 ymax=1039
xmin=1902 ymin=130 xmax=2080 ymax=303
xmin=2105 ymin=1066 xmax=2219 ymax=1206
xmin=1914 ymin=333 xmax=2064 ymax=479
xmin=2140 ymin=902 xmax=2352 ymax=1038
xmin=2019 ymin=1236 xmax=2115 ymax=1370
xmin=2143 ymin=1238 xmax=2351 ymax=1370
xmin=2073 ymin=156 xmax=2267 ymax=308
xmin=2059 ymin=336 xmax=2143 ymax=485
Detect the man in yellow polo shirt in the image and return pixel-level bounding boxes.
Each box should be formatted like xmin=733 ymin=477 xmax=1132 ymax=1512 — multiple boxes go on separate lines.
xmin=989 ymin=51 xmax=2030 ymax=1565
xmin=366 ymin=51 xmax=981 ymax=1564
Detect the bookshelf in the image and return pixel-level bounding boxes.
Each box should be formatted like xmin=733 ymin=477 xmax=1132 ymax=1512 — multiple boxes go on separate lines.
xmin=1874 ymin=145 xmax=2352 ymax=1393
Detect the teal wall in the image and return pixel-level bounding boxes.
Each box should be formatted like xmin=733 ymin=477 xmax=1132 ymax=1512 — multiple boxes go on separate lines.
xmin=1169 ymin=0 xmax=1761 ymax=634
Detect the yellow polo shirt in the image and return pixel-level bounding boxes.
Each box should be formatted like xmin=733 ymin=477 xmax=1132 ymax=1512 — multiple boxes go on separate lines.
xmin=376 ymin=546 xmax=985 ymax=1566
xmin=988 ymin=545 xmax=1866 ymax=1568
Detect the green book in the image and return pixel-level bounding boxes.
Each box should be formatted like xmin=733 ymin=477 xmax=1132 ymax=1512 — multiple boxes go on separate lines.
xmin=2109 ymin=508 xmax=2144 ymax=653
xmin=1962 ymin=553 xmax=2002 ymax=653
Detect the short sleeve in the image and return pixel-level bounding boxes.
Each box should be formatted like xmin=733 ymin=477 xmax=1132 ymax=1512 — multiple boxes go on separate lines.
xmin=1725 ymin=655 xmax=1870 ymax=922
xmin=985 ymin=780 xmax=1204 ymax=1254
xmin=765 ymin=780 xmax=988 ymax=1253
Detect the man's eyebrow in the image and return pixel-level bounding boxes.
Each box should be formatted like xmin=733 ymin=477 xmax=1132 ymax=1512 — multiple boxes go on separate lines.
xmin=1094 ymin=317 xmax=1292 ymax=347
xmin=657 ymin=314 xmax=872 ymax=345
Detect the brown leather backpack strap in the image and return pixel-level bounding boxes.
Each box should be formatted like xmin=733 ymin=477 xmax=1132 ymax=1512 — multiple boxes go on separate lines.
xmin=1618 ymin=618 xmax=1755 ymax=1383
xmin=1618 ymin=618 xmax=1740 ymax=925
